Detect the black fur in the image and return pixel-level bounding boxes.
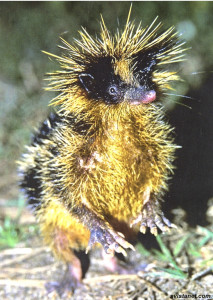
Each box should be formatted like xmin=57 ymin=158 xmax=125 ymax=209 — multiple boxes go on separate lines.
xmin=32 ymin=112 xmax=91 ymax=146
xmin=20 ymin=111 xmax=91 ymax=210
xmin=21 ymin=165 xmax=43 ymax=211
xmin=65 ymin=113 xmax=91 ymax=136
xmin=32 ymin=112 xmax=60 ymax=145
xmin=79 ymin=52 xmax=159 ymax=105
xmin=79 ymin=56 xmax=128 ymax=105
xmin=77 ymin=31 xmax=180 ymax=106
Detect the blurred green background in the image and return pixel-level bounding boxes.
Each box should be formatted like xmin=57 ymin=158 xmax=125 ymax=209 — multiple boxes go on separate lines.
xmin=0 ymin=2 xmax=212 ymax=224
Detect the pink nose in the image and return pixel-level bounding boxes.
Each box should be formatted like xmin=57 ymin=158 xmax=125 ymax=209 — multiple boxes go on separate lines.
xmin=142 ymin=90 xmax=156 ymax=104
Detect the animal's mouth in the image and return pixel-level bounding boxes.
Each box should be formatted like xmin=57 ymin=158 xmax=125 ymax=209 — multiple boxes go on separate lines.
xmin=131 ymin=90 xmax=156 ymax=105
xmin=125 ymin=88 xmax=156 ymax=105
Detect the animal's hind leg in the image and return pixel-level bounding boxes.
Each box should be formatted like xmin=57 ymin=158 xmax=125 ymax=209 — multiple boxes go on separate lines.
xmin=46 ymin=256 xmax=82 ymax=296
xmin=45 ymin=227 xmax=90 ymax=297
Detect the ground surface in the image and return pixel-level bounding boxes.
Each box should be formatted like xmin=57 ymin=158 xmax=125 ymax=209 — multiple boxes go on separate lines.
xmin=0 ymin=204 xmax=212 ymax=300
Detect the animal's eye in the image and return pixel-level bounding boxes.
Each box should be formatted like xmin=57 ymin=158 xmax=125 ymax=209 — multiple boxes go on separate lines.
xmin=108 ymin=85 xmax=118 ymax=96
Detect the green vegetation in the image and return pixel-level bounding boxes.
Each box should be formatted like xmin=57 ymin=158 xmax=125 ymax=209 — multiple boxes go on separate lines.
xmin=0 ymin=217 xmax=38 ymax=249
xmin=0 ymin=197 xmax=38 ymax=249
xmin=137 ymin=226 xmax=213 ymax=280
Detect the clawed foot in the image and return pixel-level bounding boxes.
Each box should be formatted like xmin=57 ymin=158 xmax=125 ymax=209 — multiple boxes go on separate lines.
xmin=131 ymin=201 xmax=176 ymax=236
xmin=45 ymin=263 xmax=83 ymax=297
xmin=87 ymin=224 xmax=135 ymax=257
xmin=45 ymin=280 xmax=80 ymax=298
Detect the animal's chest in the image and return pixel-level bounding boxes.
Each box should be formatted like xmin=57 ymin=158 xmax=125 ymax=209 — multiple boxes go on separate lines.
xmin=95 ymin=123 xmax=151 ymax=177
xmin=84 ymin=123 xmax=154 ymax=220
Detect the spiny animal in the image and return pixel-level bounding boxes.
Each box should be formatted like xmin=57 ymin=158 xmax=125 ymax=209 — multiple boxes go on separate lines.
xmin=19 ymin=9 xmax=185 ymax=295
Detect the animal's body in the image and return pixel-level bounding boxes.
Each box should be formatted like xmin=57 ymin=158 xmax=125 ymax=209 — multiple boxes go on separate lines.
xmin=19 ymin=10 xmax=185 ymax=294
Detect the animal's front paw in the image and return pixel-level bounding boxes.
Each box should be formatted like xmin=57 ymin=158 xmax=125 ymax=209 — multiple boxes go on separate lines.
xmin=87 ymin=224 xmax=135 ymax=257
xmin=131 ymin=201 xmax=176 ymax=236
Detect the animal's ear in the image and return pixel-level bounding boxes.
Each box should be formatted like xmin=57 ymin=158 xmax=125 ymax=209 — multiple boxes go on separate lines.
xmin=79 ymin=73 xmax=95 ymax=93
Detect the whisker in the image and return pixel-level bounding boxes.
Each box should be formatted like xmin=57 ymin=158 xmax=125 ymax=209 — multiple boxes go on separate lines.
xmin=187 ymin=70 xmax=213 ymax=76
xmin=171 ymin=101 xmax=192 ymax=109
xmin=163 ymin=92 xmax=195 ymax=100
